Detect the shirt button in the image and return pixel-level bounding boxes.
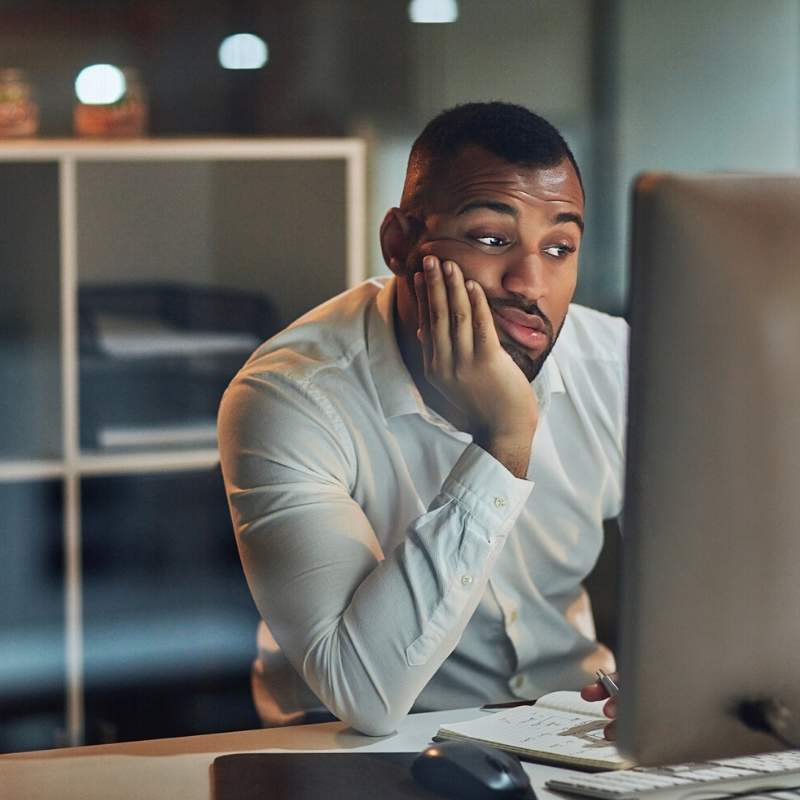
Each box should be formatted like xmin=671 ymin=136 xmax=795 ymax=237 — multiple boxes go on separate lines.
xmin=461 ymin=574 xmax=473 ymax=586
xmin=508 ymin=610 xmax=518 ymax=624
xmin=494 ymin=496 xmax=508 ymax=509
xmin=514 ymin=675 xmax=524 ymax=689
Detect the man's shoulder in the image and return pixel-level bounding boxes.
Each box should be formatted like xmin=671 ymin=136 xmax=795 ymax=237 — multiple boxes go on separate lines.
xmin=241 ymin=277 xmax=391 ymax=383
xmin=556 ymin=303 xmax=628 ymax=365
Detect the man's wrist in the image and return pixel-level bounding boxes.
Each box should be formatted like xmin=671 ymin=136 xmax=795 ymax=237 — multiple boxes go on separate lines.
xmin=475 ymin=433 xmax=534 ymax=479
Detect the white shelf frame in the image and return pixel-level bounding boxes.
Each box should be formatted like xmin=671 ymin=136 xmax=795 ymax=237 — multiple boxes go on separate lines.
xmin=0 ymin=138 xmax=367 ymax=746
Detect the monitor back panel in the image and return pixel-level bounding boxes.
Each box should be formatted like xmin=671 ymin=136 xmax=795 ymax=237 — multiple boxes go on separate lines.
xmin=618 ymin=173 xmax=800 ymax=765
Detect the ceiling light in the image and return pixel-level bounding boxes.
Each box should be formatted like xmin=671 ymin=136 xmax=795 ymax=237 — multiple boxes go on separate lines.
xmin=75 ymin=64 xmax=126 ymax=105
xmin=408 ymin=0 xmax=459 ymax=23
xmin=218 ymin=33 xmax=269 ymax=70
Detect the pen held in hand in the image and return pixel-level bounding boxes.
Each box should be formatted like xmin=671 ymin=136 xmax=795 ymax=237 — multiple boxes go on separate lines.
xmin=596 ymin=669 xmax=619 ymax=696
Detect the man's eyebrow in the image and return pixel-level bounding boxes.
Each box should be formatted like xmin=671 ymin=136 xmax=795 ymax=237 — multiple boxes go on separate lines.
xmin=455 ymin=200 xmax=518 ymax=218
xmin=454 ymin=202 xmax=584 ymax=233
xmin=554 ymin=211 xmax=584 ymax=233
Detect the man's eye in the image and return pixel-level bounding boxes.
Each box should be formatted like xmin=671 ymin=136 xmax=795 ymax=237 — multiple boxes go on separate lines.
xmin=543 ymin=244 xmax=576 ymax=258
xmin=476 ymin=235 xmax=508 ymax=247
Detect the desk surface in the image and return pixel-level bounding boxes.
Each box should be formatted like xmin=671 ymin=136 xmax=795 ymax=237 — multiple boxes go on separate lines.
xmin=0 ymin=707 xmax=576 ymax=800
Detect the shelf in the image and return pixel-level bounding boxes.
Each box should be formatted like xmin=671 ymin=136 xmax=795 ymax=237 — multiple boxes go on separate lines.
xmin=0 ymin=137 xmax=366 ymax=161
xmin=0 ymin=137 xmax=366 ymax=748
xmin=0 ymin=460 xmax=64 ymax=482
xmin=0 ymin=608 xmax=258 ymax=700
xmin=0 ymin=450 xmax=224 ymax=481
xmin=77 ymin=447 xmax=220 ymax=476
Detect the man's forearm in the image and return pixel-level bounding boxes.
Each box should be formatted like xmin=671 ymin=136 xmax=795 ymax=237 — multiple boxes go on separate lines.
xmin=219 ymin=365 xmax=533 ymax=736
xmin=231 ymin=446 xmax=531 ymax=736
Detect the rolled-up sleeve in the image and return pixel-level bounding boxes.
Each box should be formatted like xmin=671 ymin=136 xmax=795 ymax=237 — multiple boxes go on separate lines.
xmin=218 ymin=369 xmax=532 ymax=736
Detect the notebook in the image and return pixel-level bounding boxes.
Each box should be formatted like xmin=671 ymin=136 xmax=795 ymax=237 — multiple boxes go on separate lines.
xmin=436 ymin=691 xmax=633 ymax=772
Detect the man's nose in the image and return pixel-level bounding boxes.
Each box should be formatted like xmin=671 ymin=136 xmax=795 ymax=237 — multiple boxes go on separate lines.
xmin=501 ymin=252 xmax=547 ymax=300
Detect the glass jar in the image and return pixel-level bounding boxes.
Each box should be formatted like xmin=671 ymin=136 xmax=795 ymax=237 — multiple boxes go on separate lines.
xmin=74 ymin=68 xmax=148 ymax=138
xmin=0 ymin=69 xmax=39 ymax=137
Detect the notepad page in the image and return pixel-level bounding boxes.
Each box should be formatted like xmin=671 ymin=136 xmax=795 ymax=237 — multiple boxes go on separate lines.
xmin=438 ymin=706 xmax=627 ymax=767
xmin=535 ymin=690 xmax=608 ymax=718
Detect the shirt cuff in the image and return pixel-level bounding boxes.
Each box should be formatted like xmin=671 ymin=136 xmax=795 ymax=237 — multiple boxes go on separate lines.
xmin=442 ymin=442 xmax=533 ymax=534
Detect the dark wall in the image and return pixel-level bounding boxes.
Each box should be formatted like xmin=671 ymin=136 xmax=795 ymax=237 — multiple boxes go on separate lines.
xmin=0 ymin=0 xmax=415 ymax=136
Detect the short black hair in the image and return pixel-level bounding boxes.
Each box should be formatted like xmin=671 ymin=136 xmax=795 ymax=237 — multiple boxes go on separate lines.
xmin=401 ymin=101 xmax=582 ymax=215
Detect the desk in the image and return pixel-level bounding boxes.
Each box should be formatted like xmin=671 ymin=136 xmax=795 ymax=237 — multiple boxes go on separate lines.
xmin=0 ymin=707 xmax=577 ymax=800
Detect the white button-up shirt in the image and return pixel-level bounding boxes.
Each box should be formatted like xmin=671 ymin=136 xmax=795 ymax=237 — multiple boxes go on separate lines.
xmin=218 ymin=277 xmax=627 ymax=736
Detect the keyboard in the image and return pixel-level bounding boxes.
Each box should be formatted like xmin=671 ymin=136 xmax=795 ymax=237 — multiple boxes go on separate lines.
xmin=546 ymin=750 xmax=800 ymax=800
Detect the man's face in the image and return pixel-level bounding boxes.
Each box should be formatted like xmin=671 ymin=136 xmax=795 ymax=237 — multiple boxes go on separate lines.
xmin=406 ymin=146 xmax=584 ymax=382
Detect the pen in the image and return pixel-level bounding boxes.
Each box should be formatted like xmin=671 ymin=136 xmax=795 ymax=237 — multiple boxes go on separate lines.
xmin=596 ymin=669 xmax=619 ymax=696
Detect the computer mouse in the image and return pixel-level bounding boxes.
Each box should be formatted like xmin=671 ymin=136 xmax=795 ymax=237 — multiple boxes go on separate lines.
xmin=411 ymin=740 xmax=536 ymax=800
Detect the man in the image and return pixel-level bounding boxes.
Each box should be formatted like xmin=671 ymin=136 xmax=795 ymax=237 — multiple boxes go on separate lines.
xmin=218 ymin=102 xmax=626 ymax=737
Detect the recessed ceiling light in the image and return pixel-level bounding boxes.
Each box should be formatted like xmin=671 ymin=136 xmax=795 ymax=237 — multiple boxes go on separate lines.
xmin=218 ymin=33 xmax=269 ymax=70
xmin=75 ymin=64 xmax=126 ymax=105
xmin=408 ymin=0 xmax=459 ymax=23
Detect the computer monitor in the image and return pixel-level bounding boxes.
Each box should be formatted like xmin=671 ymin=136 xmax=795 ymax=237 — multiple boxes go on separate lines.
xmin=616 ymin=173 xmax=800 ymax=766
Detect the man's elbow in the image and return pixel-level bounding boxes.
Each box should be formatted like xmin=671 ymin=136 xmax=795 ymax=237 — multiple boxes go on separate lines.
xmin=312 ymin=676 xmax=408 ymax=737
xmin=304 ymin=637 xmax=413 ymax=737
xmin=336 ymin=704 xmax=403 ymax=737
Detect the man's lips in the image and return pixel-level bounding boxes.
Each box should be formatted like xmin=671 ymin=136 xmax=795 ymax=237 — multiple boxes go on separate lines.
xmin=491 ymin=306 xmax=550 ymax=350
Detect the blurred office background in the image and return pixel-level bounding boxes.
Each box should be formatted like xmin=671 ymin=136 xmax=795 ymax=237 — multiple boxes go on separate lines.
xmin=0 ymin=0 xmax=798 ymax=753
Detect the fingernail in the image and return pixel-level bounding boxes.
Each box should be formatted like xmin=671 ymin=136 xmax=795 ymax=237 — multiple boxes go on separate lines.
xmin=424 ymin=257 xmax=436 ymax=271
xmin=442 ymin=261 xmax=452 ymax=277
xmin=465 ymin=280 xmax=475 ymax=292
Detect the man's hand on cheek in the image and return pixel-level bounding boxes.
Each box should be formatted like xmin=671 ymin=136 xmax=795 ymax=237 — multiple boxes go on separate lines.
xmin=415 ymin=255 xmax=538 ymax=479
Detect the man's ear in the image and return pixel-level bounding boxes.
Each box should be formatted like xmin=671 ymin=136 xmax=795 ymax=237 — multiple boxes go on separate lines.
xmin=380 ymin=208 xmax=416 ymax=277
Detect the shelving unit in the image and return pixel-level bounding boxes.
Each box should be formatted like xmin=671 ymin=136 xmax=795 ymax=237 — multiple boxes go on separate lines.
xmin=0 ymin=138 xmax=366 ymax=749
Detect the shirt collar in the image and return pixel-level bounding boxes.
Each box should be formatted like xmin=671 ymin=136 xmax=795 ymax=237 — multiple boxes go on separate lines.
xmin=368 ymin=277 xmax=429 ymax=420
xmin=532 ymin=344 xmax=565 ymax=417
xmin=367 ymin=276 xmax=566 ymax=421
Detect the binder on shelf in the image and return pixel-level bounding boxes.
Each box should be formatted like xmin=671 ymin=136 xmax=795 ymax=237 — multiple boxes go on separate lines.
xmin=77 ymin=283 xmax=280 ymax=450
